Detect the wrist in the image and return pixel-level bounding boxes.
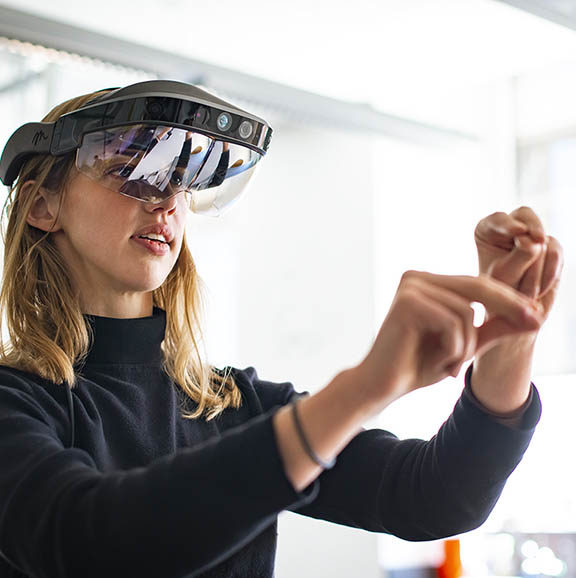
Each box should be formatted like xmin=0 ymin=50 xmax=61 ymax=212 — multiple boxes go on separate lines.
xmin=344 ymin=362 xmax=403 ymax=418
xmin=475 ymin=330 xmax=536 ymax=369
xmin=471 ymin=344 xmax=534 ymax=415
xmin=466 ymin=364 xmax=533 ymax=419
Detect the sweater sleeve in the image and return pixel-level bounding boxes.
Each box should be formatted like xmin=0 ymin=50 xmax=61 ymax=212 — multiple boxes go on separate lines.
xmin=0 ymin=375 xmax=319 ymax=578
xmin=245 ymin=365 xmax=541 ymax=540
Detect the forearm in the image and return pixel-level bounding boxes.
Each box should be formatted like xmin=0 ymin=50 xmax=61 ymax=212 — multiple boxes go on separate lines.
xmin=290 ymin=369 xmax=542 ymax=538
xmin=471 ymin=331 xmax=537 ymax=415
xmin=275 ymin=334 xmax=538 ymax=493
xmin=0 ymin=408 xmax=319 ymax=578
xmin=273 ymin=367 xmax=381 ymax=492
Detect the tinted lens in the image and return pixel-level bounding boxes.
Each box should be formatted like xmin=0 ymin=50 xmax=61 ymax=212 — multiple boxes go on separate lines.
xmin=190 ymin=141 xmax=261 ymax=216
xmin=76 ymin=124 xmax=262 ymax=215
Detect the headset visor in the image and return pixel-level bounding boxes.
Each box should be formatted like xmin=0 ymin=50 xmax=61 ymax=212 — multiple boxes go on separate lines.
xmin=76 ymin=124 xmax=262 ymax=216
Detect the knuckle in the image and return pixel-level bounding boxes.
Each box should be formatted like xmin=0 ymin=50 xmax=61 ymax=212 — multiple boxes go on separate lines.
xmin=401 ymin=270 xmax=420 ymax=283
xmin=478 ymin=211 xmax=504 ymax=225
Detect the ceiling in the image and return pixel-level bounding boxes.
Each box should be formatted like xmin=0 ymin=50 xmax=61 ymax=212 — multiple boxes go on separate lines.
xmin=499 ymin=0 xmax=576 ymax=29
xmin=2 ymin=0 xmax=576 ymax=136
xmin=0 ymin=0 xmax=575 ymax=94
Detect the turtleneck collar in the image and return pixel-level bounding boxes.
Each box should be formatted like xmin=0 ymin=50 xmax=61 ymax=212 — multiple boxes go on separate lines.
xmin=81 ymin=306 xmax=166 ymax=365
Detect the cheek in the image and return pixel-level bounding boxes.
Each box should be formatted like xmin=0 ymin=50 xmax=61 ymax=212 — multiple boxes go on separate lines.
xmin=68 ymin=205 xmax=129 ymax=260
xmin=82 ymin=216 xmax=126 ymax=251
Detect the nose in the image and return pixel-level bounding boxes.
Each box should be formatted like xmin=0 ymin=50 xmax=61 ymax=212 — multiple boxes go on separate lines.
xmin=143 ymin=191 xmax=185 ymax=215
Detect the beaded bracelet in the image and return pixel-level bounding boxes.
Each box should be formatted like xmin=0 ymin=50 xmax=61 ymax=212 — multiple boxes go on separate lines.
xmin=291 ymin=397 xmax=336 ymax=470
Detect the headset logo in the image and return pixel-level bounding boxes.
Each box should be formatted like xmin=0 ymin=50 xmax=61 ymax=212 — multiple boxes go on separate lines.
xmin=32 ymin=130 xmax=48 ymax=147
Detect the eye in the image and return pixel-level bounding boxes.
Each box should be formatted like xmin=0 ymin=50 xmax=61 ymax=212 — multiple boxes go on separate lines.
xmin=107 ymin=165 xmax=135 ymax=178
xmin=170 ymin=172 xmax=184 ymax=187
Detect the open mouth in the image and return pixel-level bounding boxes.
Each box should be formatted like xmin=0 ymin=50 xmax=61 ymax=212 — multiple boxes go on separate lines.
xmin=131 ymin=236 xmax=171 ymax=253
xmin=137 ymin=236 xmax=169 ymax=246
xmin=132 ymin=233 xmax=171 ymax=245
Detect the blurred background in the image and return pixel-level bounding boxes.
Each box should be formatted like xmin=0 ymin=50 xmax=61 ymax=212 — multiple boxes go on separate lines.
xmin=0 ymin=0 xmax=575 ymax=576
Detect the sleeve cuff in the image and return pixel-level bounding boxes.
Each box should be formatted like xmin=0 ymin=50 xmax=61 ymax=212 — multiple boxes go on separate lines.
xmin=463 ymin=363 xmax=539 ymax=430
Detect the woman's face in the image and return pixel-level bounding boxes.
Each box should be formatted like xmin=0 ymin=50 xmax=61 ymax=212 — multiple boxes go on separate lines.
xmin=27 ymin=167 xmax=188 ymax=317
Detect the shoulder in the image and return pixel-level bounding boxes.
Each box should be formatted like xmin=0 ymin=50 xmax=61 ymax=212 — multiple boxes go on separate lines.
xmin=0 ymin=365 xmax=69 ymax=430
xmin=217 ymin=366 xmax=306 ymax=413
xmin=0 ymin=364 xmax=51 ymax=397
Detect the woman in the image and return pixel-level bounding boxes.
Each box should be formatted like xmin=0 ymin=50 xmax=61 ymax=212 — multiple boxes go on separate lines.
xmin=0 ymin=80 xmax=563 ymax=578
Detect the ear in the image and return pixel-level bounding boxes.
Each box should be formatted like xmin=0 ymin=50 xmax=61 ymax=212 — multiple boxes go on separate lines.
xmin=24 ymin=181 xmax=63 ymax=233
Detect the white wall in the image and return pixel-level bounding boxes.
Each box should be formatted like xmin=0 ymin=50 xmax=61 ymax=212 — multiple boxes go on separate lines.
xmin=370 ymin=79 xmax=538 ymax=574
xmin=189 ymin=122 xmax=380 ymax=578
xmin=188 ymin=78 xmax=523 ymax=577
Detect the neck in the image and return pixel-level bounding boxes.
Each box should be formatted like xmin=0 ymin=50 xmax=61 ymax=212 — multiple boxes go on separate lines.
xmin=81 ymin=295 xmax=154 ymax=319
xmin=79 ymin=307 xmax=166 ymax=366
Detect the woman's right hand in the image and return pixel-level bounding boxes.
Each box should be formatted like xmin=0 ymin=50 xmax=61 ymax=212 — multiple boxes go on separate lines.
xmin=354 ymin=270 xmax=545 ymax=413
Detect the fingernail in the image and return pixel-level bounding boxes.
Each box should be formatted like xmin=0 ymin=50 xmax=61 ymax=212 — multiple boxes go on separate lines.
xmin=529 ymin=305 xmax=544 ymax=322
xmin=529 ymin=301 xmax=544 ymax=314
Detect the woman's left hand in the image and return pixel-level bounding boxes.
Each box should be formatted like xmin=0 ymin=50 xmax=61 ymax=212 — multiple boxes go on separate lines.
xmin=470 ymin=206 xmax=563 ymax=415
xmin=474 ymin=206 xmax=563 ymax=326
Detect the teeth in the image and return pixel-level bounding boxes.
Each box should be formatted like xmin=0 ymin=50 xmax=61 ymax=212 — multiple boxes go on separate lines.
xmin=139 ymin=233 xmax=168 ymax=243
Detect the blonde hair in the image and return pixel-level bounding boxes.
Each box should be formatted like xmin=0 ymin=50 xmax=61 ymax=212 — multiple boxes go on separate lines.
xmin=0 ymin=89 xmax=242 ymax=420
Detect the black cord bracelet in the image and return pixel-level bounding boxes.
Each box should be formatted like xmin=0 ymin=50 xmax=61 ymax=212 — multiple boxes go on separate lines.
xmin=291 ymin=398 xmax=336 ymax=470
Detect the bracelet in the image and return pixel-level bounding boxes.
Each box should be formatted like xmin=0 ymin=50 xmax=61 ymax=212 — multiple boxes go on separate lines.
xmin=290 ymin=398 xmax=336 ymax=470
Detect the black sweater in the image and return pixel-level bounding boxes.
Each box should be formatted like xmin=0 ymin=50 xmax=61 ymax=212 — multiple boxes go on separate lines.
xmin=0 ymin=307 xmax=541 ymax=578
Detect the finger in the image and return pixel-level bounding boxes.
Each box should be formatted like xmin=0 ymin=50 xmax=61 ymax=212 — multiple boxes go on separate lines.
xmin=517 ymin=241 xmax=546 ymax=298
xmin=476 ymin=316 xmax=536 ymax=355
xmin=509 ymin=206 xmax=546 ymax=243
xmin=412 ymin=281 xmax=477 ymax=376
xmin=402 ymin=271 xmax=543 ymax=330
xmin=540 ymin=276 xmax=561 ymax=313
xmin=393 ymin=287 xmax=466 ymax=383
xmin=475 ymin=212 xmax=529 ymax=250
xmin=489 ymin=233 xmax=543 ymax=289
xmin=539 ymin=236 xmax=564 ymax=298
xmin=405 ymin=289 xmax=468 ymax=380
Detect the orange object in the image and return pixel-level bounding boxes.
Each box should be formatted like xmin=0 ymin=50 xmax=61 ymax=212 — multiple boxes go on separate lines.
xmin=437 ymin=539 xmax=462 ymax=578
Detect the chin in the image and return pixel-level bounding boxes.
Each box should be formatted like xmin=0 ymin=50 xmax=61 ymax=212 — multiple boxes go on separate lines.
xmin=123 ymin=273 xmax=170 ymax=293
xmin=134 ymin=262 xmax=174 ymax=284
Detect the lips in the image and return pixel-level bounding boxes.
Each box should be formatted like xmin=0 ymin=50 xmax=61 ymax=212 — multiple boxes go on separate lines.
xmin=131 ymin=223 xmax=174 ymax=244
xmin=132 ymin=236 xmax=171 ymax=255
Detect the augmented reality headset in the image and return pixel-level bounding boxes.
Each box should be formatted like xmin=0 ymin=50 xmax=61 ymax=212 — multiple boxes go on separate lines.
xmin=0 ymin=79 xmax=273 ymax=216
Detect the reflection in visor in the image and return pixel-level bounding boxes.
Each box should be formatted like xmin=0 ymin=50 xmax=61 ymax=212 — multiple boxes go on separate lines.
xmin=125 ymin=128 xmax=186 ymax=191
xmin=190 ymin=143 xmax=260 ymax=215
xmin=76 ymin=124 xmax=262 ymax=215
